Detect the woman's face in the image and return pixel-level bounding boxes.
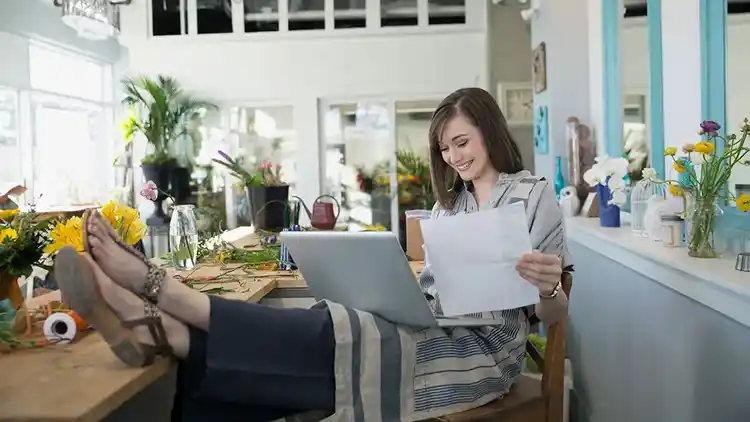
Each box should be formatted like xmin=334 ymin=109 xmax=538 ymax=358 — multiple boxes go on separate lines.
xmin=439 ymin=114 xmax=492 ymax=181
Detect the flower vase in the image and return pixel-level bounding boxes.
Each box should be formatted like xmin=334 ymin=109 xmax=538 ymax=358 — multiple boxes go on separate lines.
xmin=169 ymin=205 xmax=198 ymax=270
xmin=0 ymin=272 xmax=24 ymax=310
xmin=687 ymin=196 xmax=722 ymax=258
xmin=554 ymin=156 xmax=566 ymax=199
xmin=596 ymin=183 xmax=621 ymax=228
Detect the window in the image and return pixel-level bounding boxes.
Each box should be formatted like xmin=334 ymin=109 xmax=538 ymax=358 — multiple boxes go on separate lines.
xmin=289 ymin=0 xmax=325 ymax=31
xmin=428 ymin=0 xmax=465 ymax=25
xmin=151 ymin=0 xmax=187 ymax=36
xmin=30 ymin=93 xmax=113 ymax=205
xmin=21 ymin=42 xmax=116 ymax=208
xmin=29 ymin=43 xmax=110 ymax=103
xmin=0 ymin=88 xmax=22 ymax=194
xmin=381 ymin=0 xmax=418 ymax=27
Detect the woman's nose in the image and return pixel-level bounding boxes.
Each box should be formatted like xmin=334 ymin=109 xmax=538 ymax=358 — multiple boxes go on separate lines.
xmin=448 ymin=149 xmax=462 ymax=164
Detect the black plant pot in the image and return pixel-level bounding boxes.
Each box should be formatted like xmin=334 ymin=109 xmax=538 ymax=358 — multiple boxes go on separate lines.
xmin=141 ymin=164 xmax=171 ymax=225
xmin=169 ymin=166 xmax=191 ymax=204
xmin=246 ymin=185 xmax=289 ymax=231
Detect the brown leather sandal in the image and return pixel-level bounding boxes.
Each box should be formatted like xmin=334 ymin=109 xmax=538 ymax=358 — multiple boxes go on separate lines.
xmin=82 ymin=209 xmax=167 ymax=304
xmin=53 ymin=246 xmax=172 ymax=367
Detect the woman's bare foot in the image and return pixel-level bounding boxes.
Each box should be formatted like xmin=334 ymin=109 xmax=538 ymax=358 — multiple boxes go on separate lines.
xmin=86 ymin=212 xmax=151 ymax=294
xmin=81 ymin=254 xmax=189 ymax=358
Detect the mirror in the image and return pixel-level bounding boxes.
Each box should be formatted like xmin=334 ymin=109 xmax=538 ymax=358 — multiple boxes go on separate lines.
xmin=621 ymin=2 xmax=650 ymax=183
xmin=726 ymin=4 xmax=750 ymax=202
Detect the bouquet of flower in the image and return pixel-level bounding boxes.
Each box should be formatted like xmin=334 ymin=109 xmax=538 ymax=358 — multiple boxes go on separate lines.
xmin=583 ymin=155 xmax=629 ymax=227
xmin=45 ymin=201 xmax=146 ymax=255
xmin=583 ymin=155 xmax=630 ymax=205
xmin=641 ymin=119 xmax=750 ymax=257
xmin=0 ymin=209 xmax=55 ymax=308
xmin=212 ymin=151 xmax=286 ymax=187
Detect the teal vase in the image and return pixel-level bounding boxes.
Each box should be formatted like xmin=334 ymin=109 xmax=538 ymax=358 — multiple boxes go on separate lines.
xmin=554 ymin=156 xmax=565 ymax=199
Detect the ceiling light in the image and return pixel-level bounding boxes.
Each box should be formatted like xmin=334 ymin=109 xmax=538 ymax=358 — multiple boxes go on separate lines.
xmin=53 ymin=0 xmax=131 ymax=41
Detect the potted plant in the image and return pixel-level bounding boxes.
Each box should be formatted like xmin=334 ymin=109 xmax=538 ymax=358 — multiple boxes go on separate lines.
xmin=212 ymin=151 xmax=289 ymax=231
xmin=121 ymin=74 xmax=217 ymax=223
xmin=0 ymin=209 xmax=55 ymax=309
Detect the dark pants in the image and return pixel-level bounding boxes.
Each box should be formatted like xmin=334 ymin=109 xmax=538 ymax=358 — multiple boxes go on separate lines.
xmin=171 ymin=296 xmax=336 ymax=422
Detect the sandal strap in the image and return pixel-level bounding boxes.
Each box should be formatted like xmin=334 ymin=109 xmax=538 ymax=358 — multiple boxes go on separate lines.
xmin=142 ymin=265 xmax=167 ymax=304
xmin=88 ymin=211 xmax=167 ymax=305
xmin=122 ymin=301 xmax=172 ymax=364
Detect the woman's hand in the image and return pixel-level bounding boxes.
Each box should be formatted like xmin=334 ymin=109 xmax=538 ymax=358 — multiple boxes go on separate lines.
xmin=516 ymin=251 xmax=562 ymax=296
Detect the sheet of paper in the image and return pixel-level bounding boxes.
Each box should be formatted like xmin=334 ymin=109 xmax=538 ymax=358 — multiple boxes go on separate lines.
xmin=420 ymin=201 xmax=540 ymax=316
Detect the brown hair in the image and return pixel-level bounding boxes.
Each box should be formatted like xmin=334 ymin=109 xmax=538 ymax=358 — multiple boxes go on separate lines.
xmin=428 ymin=87 xmax=525 ymax=209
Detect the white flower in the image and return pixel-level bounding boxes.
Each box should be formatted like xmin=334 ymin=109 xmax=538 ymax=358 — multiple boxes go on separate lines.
xmin=608 ymin=176 xmax=626 ymax=191
xmin=641 ymin=167 xmax=658 ymax=181
xmin=583 ymin=155 xmax=629 ymax=188
xmin=583 ymin=165 xmax=604 ymax=187
xmin=610 ymin=189 xmax=627 ymax=206
xmin=602 ymin=157 xmax=629 ymax=179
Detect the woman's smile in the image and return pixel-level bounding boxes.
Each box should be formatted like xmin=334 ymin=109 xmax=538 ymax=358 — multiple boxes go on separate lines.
xmin=454 ymin=160 xmax=474 ymax=172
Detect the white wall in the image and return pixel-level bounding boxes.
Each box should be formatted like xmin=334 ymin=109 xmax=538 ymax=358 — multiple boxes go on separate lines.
xmin=531 ymin=0 xmax=592 ymax=180
xmin=621 ymin=14 xmax=750 ymax=189
xmin=487 ymin=2 xmax=535 ymax=173
xmin=121 ymin=2 xmax=489 ymax=208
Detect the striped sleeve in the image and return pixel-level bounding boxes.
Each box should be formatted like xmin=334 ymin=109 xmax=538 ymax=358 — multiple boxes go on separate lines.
xmin=527 ymin=180 xmax=572 ymax=268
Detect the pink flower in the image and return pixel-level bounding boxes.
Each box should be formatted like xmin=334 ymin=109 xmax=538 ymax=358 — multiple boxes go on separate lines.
xmin=258 ymin=161 xmax=273 ymax=170
xmin=140 ymin=180 xmax=158 ymax=201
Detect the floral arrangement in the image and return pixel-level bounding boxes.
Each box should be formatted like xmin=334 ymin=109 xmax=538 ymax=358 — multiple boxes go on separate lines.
xmin=583 ymin=155 xmax=630 ymax=206
xmin=356 ymin=150 xmax=435 ymax=210
xmin=45 ymin=201 xmax=146 ymax=255
xmin=212 ymin=151 xmax=286 ymax=187
xmin=0 ymin=209 xmax=55 ymax=308
xmin=642 ymin=119 xmax=749 ymax=257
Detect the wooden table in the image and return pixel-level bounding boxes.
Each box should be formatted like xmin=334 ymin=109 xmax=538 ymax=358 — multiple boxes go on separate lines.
xmin=0 ymin=229 xmax=424 ymax=422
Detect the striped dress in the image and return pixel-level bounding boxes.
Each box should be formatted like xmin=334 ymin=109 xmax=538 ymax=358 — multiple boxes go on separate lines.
xmin=286 ymin=171 xmax=571 ymax=422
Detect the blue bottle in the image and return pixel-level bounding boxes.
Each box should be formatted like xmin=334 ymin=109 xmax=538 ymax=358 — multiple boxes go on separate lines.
xmin=554 ymin=156 xmax=565 ymax=199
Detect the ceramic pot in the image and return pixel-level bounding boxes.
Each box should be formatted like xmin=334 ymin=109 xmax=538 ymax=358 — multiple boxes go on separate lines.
xmin=0 ymin=272 xmax=24 ymax=310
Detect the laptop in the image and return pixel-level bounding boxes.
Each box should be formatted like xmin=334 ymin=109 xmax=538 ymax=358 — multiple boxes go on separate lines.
xmin=280 ymin=230 xmax=493 ymax=328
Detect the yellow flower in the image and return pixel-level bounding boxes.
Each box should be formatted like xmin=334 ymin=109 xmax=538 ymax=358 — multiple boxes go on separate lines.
xmin=99 ymin=201 xmax=146 ymax=246
xmin=737 ymin=193 xmax=750 ymax=212
xmin=682 ymin=144 xmax=695 ymax=153
xmin=0 ymin=209 xmax=20 ymax=221
xmin=0 ymin=228 xmax=18 ymax=243
xmin=673 ymin=161 xmax=686 ymax=174
xmin=45 ymin=217 xmax=85 ymax=254
xmin=694 ymin=141 xmax=715 ymax=155
xmin=664 ymin=146 xmax=677 ymax=156
xmin=668 ymin=184 xmax=683 ymax=197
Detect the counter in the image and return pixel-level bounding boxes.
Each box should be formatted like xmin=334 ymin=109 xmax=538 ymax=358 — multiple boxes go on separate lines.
xmin=565 ymin=216 xmax=750 ymax=422
xmin=566 ymin=216 xmax=750 ymax=327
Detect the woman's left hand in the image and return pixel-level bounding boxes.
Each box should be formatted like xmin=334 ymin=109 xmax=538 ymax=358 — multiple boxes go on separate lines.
xmin=516 ymin=251 xmax=562 ymax=295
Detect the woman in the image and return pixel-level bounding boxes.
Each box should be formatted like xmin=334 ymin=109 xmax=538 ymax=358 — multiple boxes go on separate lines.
xmin=53 ymin=87 xmax=571 ymax=422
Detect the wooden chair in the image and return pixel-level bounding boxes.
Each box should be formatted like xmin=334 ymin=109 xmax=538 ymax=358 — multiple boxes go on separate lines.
xmin=427 ymin=272 xmax=573 ymax=422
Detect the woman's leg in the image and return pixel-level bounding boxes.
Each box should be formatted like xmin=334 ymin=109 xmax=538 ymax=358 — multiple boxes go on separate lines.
xmin=79 ymin=255 xmax=335 ymax=420
xmin=83 ymin=216 xmax=336 ymax=412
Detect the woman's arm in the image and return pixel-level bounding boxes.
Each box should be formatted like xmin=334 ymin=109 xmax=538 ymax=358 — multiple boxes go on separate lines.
xmin=526 ymin=181 xmax=572 ymax=326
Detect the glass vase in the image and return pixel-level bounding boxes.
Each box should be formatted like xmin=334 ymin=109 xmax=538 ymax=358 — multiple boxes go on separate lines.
xmin=687 ymin=196 xmax=722 ymax=258
xmin=170 ymin=205 xmax=199 ymax=270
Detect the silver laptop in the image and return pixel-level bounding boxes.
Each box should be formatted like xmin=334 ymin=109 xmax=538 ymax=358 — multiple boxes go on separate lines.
xmin=280 ymin=230 xmax=493 ymax=328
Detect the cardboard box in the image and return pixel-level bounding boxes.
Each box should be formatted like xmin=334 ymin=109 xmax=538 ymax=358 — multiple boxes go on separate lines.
xmin=406 ymin=218 xmax=425 ymax=261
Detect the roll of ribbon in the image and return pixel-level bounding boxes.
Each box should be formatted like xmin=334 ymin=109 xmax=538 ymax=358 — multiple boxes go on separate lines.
xmin=42 ymin=312 xmax=78 ymax=344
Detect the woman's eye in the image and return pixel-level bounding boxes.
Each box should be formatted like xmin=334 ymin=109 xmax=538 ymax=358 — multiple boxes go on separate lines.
xmin=457 ymin=141 xmax=468 ymax=147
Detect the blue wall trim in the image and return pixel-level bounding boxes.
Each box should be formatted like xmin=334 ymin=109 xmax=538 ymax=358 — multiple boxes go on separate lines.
xmin=602 ymin=0 xmax=622 ymax=157
xmin=646 ymin=0 xmax=665 ymax=178
xmin=700 ymin=0 xmax=727 ymax=149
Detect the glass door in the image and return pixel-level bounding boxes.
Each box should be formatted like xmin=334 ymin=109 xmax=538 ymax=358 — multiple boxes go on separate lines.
xmin=321 ymin=100 xmax=397 ymax=231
